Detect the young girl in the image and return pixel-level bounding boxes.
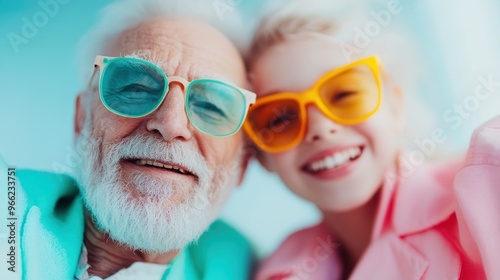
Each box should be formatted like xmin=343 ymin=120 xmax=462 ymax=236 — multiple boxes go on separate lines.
xmin=243 ymin=2 xmax=500 ymax=279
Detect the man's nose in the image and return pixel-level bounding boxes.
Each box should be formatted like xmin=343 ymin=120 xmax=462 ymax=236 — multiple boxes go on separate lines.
xmin=146 ymin=83 xmax=193 ymax=141
xmin=303 ymin=105 xmax=342 ymax=143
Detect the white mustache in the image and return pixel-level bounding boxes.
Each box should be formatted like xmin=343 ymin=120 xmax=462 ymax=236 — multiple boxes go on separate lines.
xmin=105 ymin=134 xmax=210 ymax=180
xmin=75 ymin=123 xmax=229 ymax=252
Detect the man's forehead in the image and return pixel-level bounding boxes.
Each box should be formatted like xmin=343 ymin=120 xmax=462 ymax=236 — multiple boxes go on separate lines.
xmin=123 ymin=53 xmax=234 ymax=82
xmin=108 ymin=18 xmax=245 ymax=84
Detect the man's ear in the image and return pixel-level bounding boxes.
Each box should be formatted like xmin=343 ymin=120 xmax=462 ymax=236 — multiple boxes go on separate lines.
xmin=74 ymin=93 xmax=86 ymax=136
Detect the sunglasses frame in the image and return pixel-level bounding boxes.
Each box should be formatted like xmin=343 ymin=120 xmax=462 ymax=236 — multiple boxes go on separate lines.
xmin=87 ymin=55 xmax=256 ymax=137
xmin=243 ymin=56 xmax=382 ymax=153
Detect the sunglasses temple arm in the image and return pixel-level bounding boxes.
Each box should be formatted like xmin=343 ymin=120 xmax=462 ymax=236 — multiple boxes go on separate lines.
xmin=86 ymin=65 xmax=98 ymax=92
xmin=243 ymin=89 xmax=257 ymax=105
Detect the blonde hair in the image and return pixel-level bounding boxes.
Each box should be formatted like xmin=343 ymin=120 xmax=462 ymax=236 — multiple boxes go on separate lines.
xmin=249 ymin=14 xmax=337 ymax=62
xmin=248 ymin=0 xmax=438 ymax=153
xmin=249 ymin=0 xmax=415 ymax=71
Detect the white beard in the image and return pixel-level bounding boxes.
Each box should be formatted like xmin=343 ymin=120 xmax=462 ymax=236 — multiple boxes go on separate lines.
xmin=75 ymin=120 xmax=241 ymax=253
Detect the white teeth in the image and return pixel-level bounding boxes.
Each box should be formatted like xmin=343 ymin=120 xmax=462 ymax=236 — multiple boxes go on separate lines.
xmin=307 ymin=147 xmax=362 ymax=173
xmin=334 ymin=153 xmax=344 ymax=164
xmin=164 ymin=164 xmax=173 ymax=169
xmin=348 ymin=148 xmax=359 ymax=158
xmin=325 ymin=157 xmax=335 ymax=169
xmin=134 ymin=159 xmax=189 ymax=174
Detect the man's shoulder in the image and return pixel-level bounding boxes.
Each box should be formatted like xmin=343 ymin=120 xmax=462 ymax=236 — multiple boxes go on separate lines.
xmin=17 ymin=169 xmax=77 ymax=190
xmin=191 ymin=219 xmax=253 ymax=256
xmin=198 ymin=220 xmax=249 ymax=244
xmin=16 ymin=169 xmax=80 ymax=209
xmin=14 ymin=167 xmax=83 ymax=219
xmin=9 ymin=169 xmax=85 ymax=279
xmin=187 ymin=220 xmax=255 ymax=279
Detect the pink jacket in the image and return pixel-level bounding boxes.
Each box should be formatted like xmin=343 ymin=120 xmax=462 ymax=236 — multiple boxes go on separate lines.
xmin=256 ymin=116 xmax=500 ymax=280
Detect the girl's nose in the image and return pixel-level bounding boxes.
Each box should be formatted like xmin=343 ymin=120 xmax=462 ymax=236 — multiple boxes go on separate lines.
xmin=303 ymin=105 xmax=341 ymax=143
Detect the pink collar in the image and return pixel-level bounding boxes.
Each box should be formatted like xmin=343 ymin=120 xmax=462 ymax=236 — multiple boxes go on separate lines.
xmin=257 ymin=159 xmax=462 ymax=280
xmin=390 ymin=160 xmax=461 ymax=236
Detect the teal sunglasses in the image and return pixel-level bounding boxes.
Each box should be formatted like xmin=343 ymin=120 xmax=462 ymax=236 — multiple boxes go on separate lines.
xmin=88 ymin=55 xmax=256 ymax=137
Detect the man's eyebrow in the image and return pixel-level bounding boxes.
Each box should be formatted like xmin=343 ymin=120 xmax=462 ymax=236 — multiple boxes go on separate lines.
xmin=123 ymin=54 xmax=239 ymax=85
xmin=124 ymin=53 xmax=148 ymax=60
xmin=196 ymin=72 xmax=232 ymax=82
xmin=123 ymin=53 xmax=166 ymax=68
xmin=190 ymin=70 xmax=242 ymax=87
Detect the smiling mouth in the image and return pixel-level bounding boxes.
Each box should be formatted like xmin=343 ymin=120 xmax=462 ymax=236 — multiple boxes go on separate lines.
xmin=124 ymin=158 xmax=196 ymax=178
xmin=302 ymin=146 xmax=364 ymax=174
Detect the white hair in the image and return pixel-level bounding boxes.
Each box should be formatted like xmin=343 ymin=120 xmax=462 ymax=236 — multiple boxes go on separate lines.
xmin=77 ymin=0 xmax=252 ymax=87
xmin=249 ymin=0 xmax=438 ymax=154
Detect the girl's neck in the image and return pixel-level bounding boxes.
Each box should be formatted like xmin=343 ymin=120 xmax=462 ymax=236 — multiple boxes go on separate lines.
xmin=321 ymin=189 xmax=381 ymax=277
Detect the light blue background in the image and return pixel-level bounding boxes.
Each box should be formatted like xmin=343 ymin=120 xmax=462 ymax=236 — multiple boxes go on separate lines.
xmin=1 ymin=0 xmax=499 ymax=257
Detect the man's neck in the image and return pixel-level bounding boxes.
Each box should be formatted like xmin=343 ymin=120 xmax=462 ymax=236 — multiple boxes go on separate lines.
xmin=84 ymin=212 xmax=179 ymax=278
xmin=321 ymin=189 xmax=381 ymax=278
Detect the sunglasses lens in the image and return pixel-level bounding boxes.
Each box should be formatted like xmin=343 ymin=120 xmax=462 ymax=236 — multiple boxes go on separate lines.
xmin=186 ymin=80 xmax=246 ymax=136
xmin=246 ymin=99 xmax=301 ymax=150
xmin=319 ymin=65 xmax=380 ymax=122
xmin=101 ymin=58 xmax=166 ymax=117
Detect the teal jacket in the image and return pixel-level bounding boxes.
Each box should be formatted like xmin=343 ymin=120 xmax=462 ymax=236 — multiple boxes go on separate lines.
xmin=7 ymin=167 xmax=253 ymax=280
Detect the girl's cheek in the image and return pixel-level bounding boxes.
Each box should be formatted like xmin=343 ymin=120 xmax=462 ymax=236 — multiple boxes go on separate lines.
xmin=272 ymin=152 xmax=297 ymax=174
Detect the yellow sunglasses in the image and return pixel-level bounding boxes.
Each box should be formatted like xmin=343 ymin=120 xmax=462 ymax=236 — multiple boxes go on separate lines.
xmin=243 ymin=56 xmax=382 ymax=153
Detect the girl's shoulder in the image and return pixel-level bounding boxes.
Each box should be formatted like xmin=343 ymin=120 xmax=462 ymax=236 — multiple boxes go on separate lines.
xmin=392 ymin=115 xmax=500 ymax=279
xmin=255 ymin=222 xmax=342 ymax=280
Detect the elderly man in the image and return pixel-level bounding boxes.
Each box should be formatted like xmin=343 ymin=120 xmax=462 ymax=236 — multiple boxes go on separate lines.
xmin=6 ymin=0 xmax=256 ymax=279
